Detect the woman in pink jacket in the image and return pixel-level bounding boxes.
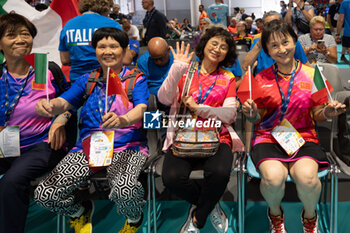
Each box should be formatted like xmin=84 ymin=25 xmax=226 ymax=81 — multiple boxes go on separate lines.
xmin=158 ymin=26 xmax=244 ymax=233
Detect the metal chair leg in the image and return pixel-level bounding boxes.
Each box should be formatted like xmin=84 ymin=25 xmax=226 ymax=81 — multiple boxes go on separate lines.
xmin=147 ymin=170 xmax=151 ymax=233
xmin=57 ymin=215 xmax=65 ymax=233
xmin=237 ymin=152 xmax=246 ymax=233
xmin=152 ymin=166 xmax=157 ymax=233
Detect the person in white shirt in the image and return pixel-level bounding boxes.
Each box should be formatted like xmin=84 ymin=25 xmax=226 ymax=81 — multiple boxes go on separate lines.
xmin=122 ymin=16 xmax=140 ymax=41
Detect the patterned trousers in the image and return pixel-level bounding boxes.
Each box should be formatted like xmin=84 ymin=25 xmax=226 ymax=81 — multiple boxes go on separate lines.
xmin=34 ymin=150 xmax=147 ymax=221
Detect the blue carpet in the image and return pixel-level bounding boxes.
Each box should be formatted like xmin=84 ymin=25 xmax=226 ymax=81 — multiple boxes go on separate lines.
xmin=24 ymin=200 xmax=350 ymax=233
xmin=336 ymin=44 xmax=350 ymax=69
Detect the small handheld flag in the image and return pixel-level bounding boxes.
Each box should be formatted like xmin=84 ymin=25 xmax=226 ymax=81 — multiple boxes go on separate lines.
xmin=28 ymin=53 xmax=49 ymax=103
xmin=312 ymin=64 xmax=334 ymax=105
xmin=248 ymin=66 xmax=252 ymax=117
xmin=105 ymin=67 xmax=129 ymax=114
xmin=237 ymin=68 xmax=262 ymax=105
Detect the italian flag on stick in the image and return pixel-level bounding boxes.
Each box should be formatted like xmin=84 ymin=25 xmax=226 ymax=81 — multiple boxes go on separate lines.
xmin=311 ymin=64 xmax=334 ymax=104
xmin=31 ymin=53 xmax=49 ymax=103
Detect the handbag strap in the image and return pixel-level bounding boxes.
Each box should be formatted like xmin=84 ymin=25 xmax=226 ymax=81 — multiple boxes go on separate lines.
xmin=178 ymin=61 xmax=197 ymax=116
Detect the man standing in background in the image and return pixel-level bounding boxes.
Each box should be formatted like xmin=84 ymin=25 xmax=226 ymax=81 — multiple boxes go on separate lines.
xmin=329 ymin=0 xmax=348 ymax=63
xmin=141 ymin=0 xmax=167 ymax=45
xmin=336 ymin=0 xmax=350 ymax=64
xmin=198 ymin=4 xmax=208 ymax=30
xmin=207 ymin=0 xmax=229 ymax=27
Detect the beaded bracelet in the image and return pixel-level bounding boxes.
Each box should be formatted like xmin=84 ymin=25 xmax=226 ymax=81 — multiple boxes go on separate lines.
xmin=247 ymin=113 xmax=259 ymax=123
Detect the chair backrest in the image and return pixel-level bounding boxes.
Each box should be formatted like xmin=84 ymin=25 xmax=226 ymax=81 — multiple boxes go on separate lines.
xmin=236 ymin=44 xmax=249 ymax=53
xmin=330 ymin=91 xmax=350 ymax=175
xmin=317 ymin=63 xmax=344 ymax=96
xmin=143 ymin=94 xmax=163 ymax=170
xmin=237 ymin=52 xmax=247 ymax=75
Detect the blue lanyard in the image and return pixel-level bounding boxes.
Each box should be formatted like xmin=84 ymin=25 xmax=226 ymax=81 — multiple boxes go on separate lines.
xmin=2 ymin=65 xmax=33 ymax=125
xmin=197 ymin=65 xmax=218 ymax=104
xmin=273 ymin=61 xmax=298 ymax=122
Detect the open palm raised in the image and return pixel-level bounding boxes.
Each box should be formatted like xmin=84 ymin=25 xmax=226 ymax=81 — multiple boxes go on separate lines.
xmin=170 ymin=41 xmax=194 ymax=64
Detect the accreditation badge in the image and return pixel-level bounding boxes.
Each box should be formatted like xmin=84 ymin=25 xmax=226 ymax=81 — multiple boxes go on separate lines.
xmin=271 ymin=119 xmax=305 ymax=156
xmin=82 ymin=130 xmax=114 ymax=167
xmin=0 ymin=126 xmax=20 ymax=158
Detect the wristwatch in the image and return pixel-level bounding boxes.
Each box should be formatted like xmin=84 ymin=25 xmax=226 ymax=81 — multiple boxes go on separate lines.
xmin=300 ymin=5 xmax=305 ymax=11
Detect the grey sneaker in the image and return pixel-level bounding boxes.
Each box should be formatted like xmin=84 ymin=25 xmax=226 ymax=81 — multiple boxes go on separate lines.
xmin=210 ymin=203 xmax=228 ymax=233
xmin=179 ymin=205 xmax=200 ymax=233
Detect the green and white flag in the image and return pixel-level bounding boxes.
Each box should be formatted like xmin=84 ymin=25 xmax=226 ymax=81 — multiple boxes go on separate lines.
xmin=34 ymin=53 xmax=48 ymax=85
xmin=0 ymin=53 xmax=4 ymax=65
xmin=311 ymin=64 xmax=334 ymax=104
xmin=32 ymin=53 xmax=49 ymax=103
xmin=0 ymin=0 xmax=79 ymax=65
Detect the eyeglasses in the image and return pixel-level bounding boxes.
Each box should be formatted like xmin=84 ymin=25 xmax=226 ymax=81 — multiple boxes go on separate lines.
xmin=208 ymin=42 xmax=229 ymax=52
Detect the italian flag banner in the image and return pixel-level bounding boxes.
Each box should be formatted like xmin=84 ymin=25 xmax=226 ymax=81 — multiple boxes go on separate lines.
xmin=30 ymin=53 xmax=49 ymax=102
xmin=0 ymin=0 xmax=79 ymax=66
xmin=311 ymin=64 xmax=334 ymax=104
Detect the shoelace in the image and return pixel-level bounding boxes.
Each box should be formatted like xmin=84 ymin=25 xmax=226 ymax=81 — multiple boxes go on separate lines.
xmin=303 ymin=217 xmax=317 ymax=233
xmin=270 ymin=215 xmax=285 ymax=233
xmin=70 ymin=217 xmax=83 ymax=231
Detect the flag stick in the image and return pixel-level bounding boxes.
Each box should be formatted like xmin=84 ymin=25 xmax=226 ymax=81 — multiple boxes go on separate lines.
xmin=105 ymin=67 xmax=110 ymax=115
xmin=45 ymin=53 xmax=49 ymax=104
xmin=316 ymin=63 xmax=334 ymax=103
xmin=248 ymin=66 xmax=252 ymax=117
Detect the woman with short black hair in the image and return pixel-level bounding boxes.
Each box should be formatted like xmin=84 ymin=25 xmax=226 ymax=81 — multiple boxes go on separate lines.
xmin=158 ymin=26 xmax=244 ymax=233
xmin=242 ymin=19 xmax=345 ymax=233
xmin=0 ymin=13 xmax=67 ymax=233
xmin=35 ymin=27 xmax=149 ymax=233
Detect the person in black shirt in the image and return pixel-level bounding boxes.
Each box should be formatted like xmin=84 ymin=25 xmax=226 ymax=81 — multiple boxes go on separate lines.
xmin=141 ymin=0 xmax=167 ymax=45
xmin=328 ymin=0 xmax=348 ymax=62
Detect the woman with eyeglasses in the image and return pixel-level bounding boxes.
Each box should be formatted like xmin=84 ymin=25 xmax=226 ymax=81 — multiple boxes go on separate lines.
xmin=158 ymin=26 xmax=244 ymax=233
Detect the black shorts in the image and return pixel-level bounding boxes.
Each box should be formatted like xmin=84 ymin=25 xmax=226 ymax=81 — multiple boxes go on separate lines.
xmin=342 ymin=36 xmax=350 ymax=48
xmin=251 ymin=142 xmax=329 ymax=170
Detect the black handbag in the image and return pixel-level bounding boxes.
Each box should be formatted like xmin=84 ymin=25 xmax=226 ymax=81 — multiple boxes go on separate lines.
xmin=294 ymin=8 xmax=310 ymax=34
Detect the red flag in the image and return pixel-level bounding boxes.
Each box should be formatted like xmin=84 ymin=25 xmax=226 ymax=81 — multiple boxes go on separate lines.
xmin=237 ymin=70 xmax=263 ymax=104
xmin=107 ymin=69 xmax=129 ymax=110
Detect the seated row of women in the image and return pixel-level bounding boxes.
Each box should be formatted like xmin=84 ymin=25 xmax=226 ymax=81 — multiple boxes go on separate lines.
xmin=0 ymin=13 xmax=346 ymax=233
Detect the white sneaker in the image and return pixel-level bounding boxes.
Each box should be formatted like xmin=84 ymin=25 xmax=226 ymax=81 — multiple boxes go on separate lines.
xmin=267 ymin=209 xmax=288 ymax=233
xmin=179 ymin=205 xmax=200 ymax=233
xmin=210 ymin=203 xmax=228 ymax=233
xmin=301 ymin=211 xmax=319 ymax=233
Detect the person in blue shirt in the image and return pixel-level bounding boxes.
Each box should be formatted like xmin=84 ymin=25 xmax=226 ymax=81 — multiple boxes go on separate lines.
xmin=59 ymin=0 xmax=122 ymax=82
xmin=137 ymin=37 xmax=173 ymax=101
xmin=207 ymin=0 xmax=230 ymax=27
xmin=123 ymin=38 xmax=140 ymax=66
xmin=242 ymin=11 xmax=308 ymax=75
xmin=35 ymin=27 xmax=149 ymax=233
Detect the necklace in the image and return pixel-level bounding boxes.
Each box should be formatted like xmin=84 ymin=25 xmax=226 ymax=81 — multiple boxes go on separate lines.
xmin=276 ymin=60 xmax=298 ymax=76
xmin=277 ymin=70 xmax=293 ymax=76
